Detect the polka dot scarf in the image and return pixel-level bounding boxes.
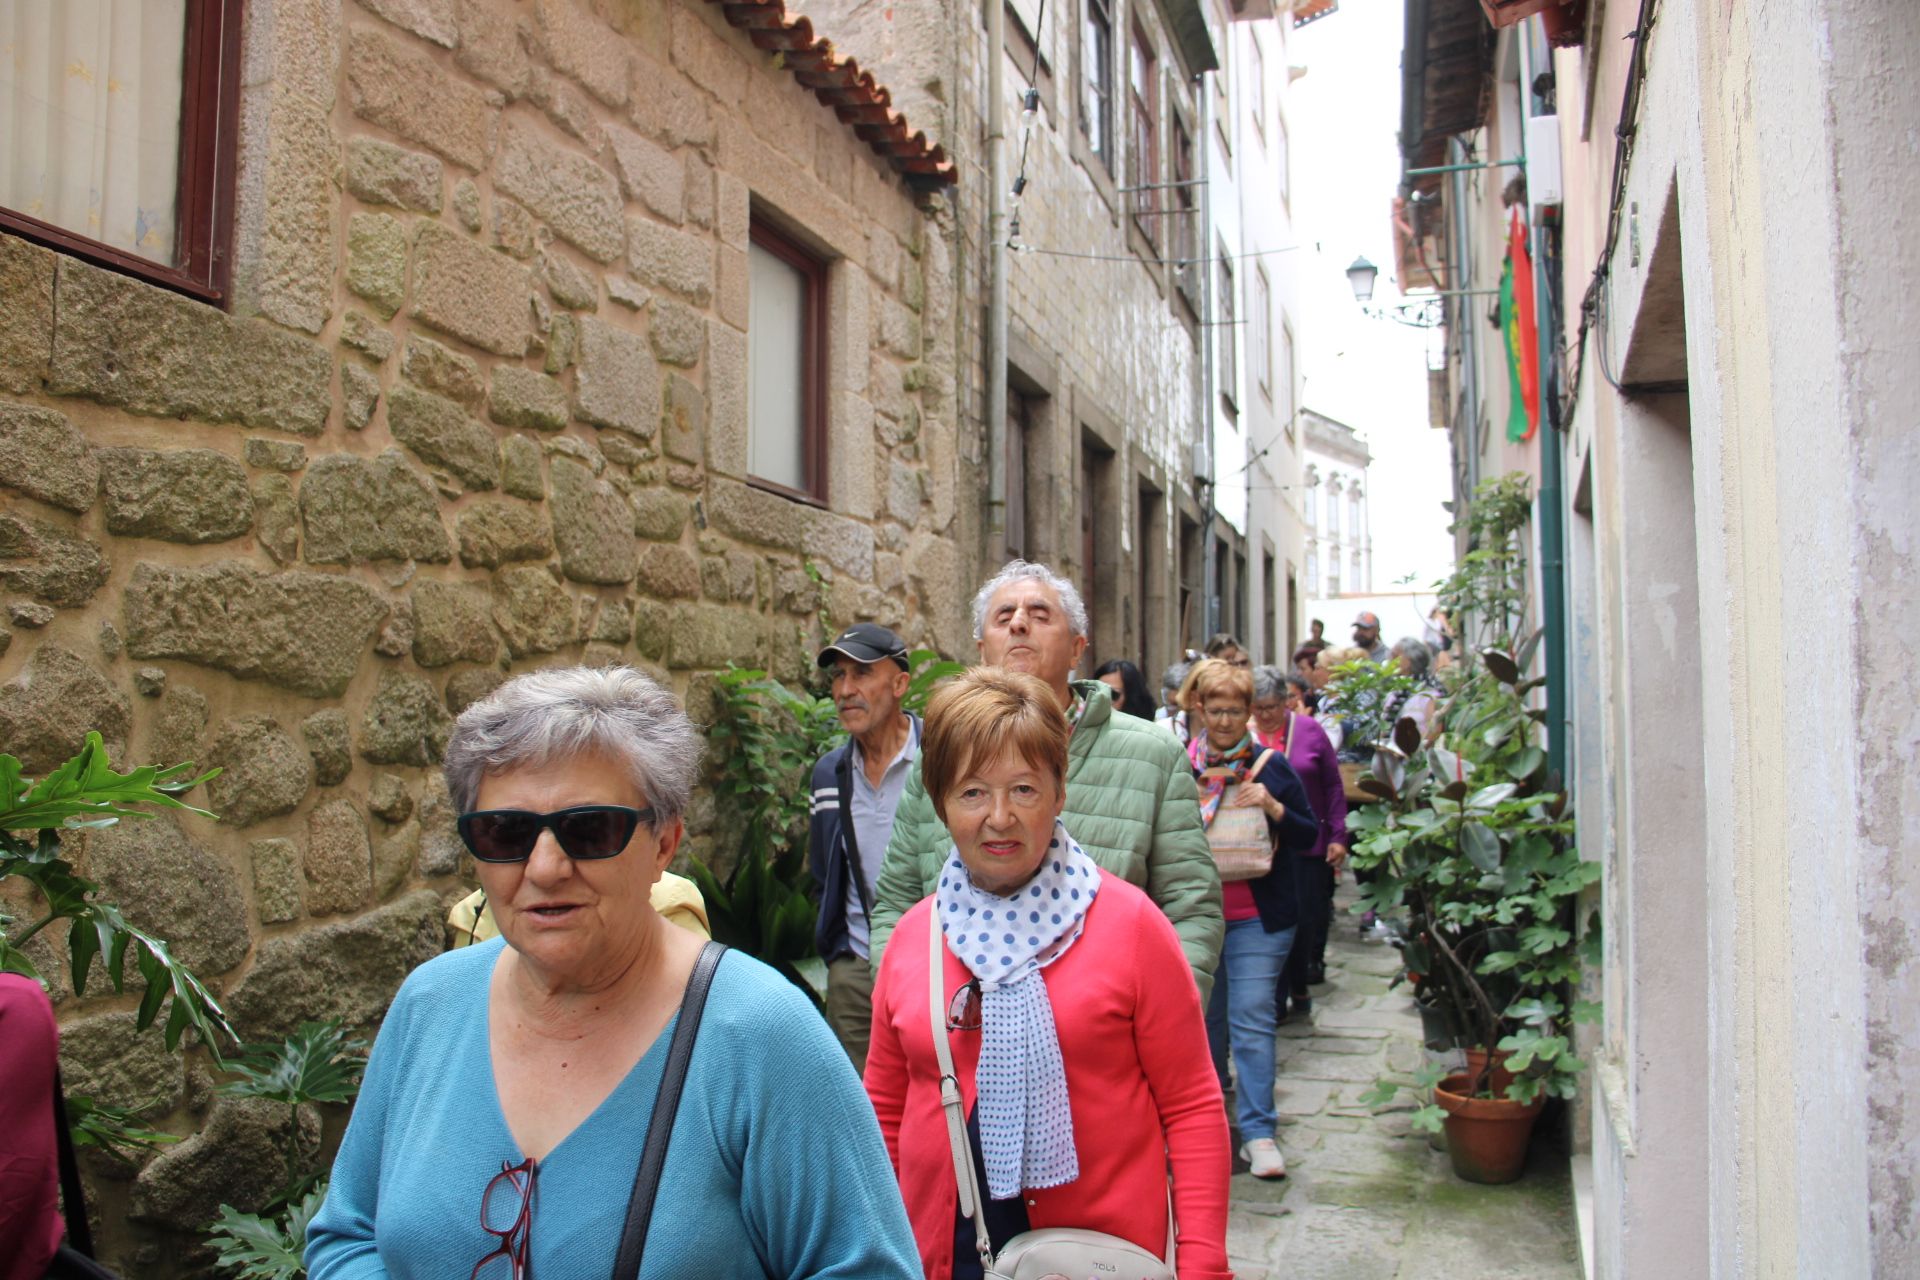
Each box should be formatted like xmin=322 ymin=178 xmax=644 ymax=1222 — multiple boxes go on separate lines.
xmin=935 ymin=820 xmax=1100 ymax=1200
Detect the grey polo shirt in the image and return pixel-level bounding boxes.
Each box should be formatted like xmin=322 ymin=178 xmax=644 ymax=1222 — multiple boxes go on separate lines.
xmin=843 ymin=717 xmax=920 ymax=960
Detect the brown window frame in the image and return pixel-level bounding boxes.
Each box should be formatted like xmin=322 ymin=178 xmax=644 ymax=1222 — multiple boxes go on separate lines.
xmin=1218 ymin=247 xmax=1237 ymax=415
xmin=1171 ymin=113 xmax=1197 ymax=308
xmin=746 ymin=219 xmax=830 ymax=506
xmin=1128 ymin=24 xmax=1158 ymax=248
xmin=0 ymin=0 xmax=244 ymax=305
xmin=1080 ymin=0 xmax=1115 ymax=168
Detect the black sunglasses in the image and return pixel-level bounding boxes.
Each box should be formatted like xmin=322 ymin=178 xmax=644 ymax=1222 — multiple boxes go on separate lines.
xmin=457 ymin=806 xmax=653 ymax=863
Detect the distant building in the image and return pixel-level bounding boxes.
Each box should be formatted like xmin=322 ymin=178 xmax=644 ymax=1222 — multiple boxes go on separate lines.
xmin=1300 ymin=407 xmax=1372 ymax=600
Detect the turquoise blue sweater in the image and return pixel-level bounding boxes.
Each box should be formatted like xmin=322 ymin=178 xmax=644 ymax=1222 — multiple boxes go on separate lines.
xmin=306 ymin=939 xmax=919 ymax=1279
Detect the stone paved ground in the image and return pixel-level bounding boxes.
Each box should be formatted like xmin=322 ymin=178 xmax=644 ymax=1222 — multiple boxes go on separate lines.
xmin=1222 ymin=882 xmax=1585 ymax=1280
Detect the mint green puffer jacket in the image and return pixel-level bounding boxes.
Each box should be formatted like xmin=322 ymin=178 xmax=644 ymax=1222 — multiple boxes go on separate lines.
xmin=868 ymin=680 xmax=1223 ymax=997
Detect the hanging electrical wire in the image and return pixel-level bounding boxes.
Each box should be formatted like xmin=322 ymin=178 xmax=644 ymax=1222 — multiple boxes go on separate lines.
xmin=1013 ymin=242 xmax=1301 ymax=265
xmin=1006 ymin=0 xmax=1049 ymax=247
xmin=1559 ymin=0 xmax=1660 ymax=417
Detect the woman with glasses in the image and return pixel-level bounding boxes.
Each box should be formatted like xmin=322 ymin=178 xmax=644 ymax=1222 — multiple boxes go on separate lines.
xmin=864 ymin=667 xmax=1232 ymax=1280
xmin=306 ymin=666 xmax=918 ymax=1280
xmin=1249 ymin=666 xmax=1348 ymax=1022
xmin=1183 ymin=659 xmax=1319 ymax=1180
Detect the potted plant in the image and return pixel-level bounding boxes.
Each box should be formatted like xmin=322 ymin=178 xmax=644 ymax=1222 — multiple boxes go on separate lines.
xmin=1352 ymin=474 xmax=1601 ymax=1184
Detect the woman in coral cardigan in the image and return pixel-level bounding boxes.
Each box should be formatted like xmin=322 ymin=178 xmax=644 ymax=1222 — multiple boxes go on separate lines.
xmin=865 ymin=666 xmax=1232 ymax=1280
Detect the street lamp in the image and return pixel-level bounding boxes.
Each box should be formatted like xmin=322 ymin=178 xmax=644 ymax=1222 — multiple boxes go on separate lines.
xmin=1345 ymin=256 xmax=1378 ymax=304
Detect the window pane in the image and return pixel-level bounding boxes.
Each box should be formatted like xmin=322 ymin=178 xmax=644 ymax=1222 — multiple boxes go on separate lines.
xmin=748 ymin=242 xmax=807 ymax=492
xmin=0 ymin=0 xmax=188 ymax=263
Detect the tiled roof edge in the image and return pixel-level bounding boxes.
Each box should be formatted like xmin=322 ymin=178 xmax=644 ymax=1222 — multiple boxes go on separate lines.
xmin=709 ymin=0 xmax=958 ymax=190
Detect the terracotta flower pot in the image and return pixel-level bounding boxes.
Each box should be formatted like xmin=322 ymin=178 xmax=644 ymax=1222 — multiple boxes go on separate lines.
xmin=1433 ymin=1072 xmax=1545 ymax=1184
xmin=1463 ymin=1046 xmax=1518 ymax=1096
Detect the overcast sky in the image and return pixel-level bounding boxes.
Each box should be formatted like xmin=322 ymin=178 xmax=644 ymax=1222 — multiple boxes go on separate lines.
xmin=1289 ymin=1 xmax=1456 ymax=593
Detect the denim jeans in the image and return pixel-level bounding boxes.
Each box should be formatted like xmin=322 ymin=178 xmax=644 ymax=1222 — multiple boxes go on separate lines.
xmin=1206 ymin=916 xmax=1297 ymax=1141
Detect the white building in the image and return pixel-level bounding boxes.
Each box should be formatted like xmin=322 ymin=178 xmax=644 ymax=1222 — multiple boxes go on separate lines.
xmin=1199 ymin=0 xmax=1312 ymax=665
xmin=1300 ymin=406 xmax=1372 ymax=599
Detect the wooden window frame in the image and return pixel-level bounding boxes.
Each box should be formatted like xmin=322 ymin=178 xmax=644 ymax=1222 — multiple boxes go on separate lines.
xmin=0 ymin=0 xmax=244 ymax=305
xmin=1171 ymin=113 xmax=1198 ymax=309
xmin=1218 ymin=247 xmax=1237 ymax=415
xmin=1080 ymin=0 xmax=1115 ymax=169
xmin=1252 ymin=265 xmax=1271 ymax=400
xmin=1128 ymin=24 xmax=1158 ymax=249
xmin=747 ymin=220 xmax=830 ymax=506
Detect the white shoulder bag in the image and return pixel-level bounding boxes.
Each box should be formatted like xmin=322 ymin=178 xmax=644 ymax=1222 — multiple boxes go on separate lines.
xmin=927 ymin=906 xmax=1178 ymax=1280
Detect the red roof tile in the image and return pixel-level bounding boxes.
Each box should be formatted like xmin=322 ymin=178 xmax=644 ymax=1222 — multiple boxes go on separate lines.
xmin=707 ymin=0 xmax=957 ymax=189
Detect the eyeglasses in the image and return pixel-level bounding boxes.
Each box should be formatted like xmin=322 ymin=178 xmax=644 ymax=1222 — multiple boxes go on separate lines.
xmin=1200 ymin=704 xmax=1250 ymax=721
xmin=946 ymin=978 xmax=983 ymax=1031
xmin=473 ymin=1158 xmax=535 ymax=1280
xmin=457 ymin=806 xmax=652 ymax=863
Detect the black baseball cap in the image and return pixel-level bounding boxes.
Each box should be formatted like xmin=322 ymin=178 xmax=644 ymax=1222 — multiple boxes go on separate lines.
xmin=816 ymin=623 xmax=910 ymax=671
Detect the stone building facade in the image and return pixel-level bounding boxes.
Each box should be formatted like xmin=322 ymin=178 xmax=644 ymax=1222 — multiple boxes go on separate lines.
xmin=0 ymin=0 xmax=964 ymax=1267
xmin=815 ymin=0 xmax=1221 ymax=683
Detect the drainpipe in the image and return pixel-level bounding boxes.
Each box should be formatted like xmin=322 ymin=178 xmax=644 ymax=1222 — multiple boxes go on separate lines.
xmin=1198 ymin=77 xmax=1217 ymax=642
xmin=985 ymin=0 xmax=1009 ymax=567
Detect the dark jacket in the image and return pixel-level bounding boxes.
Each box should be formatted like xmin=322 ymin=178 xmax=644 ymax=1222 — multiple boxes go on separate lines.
xmin=1195 ymin=749 xmax=1318 ymax=935
xmin=808 ymin=714 xmax=922 ymax=963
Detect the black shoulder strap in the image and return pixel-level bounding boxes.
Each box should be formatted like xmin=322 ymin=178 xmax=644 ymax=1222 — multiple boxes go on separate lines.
xmin=52 ymin=1069 xmax=96 ymax=1258
xmin=611 ymin=941 xmax=727 ymax=1280
xmin=836 ymin=749 xmax=872 ymax=917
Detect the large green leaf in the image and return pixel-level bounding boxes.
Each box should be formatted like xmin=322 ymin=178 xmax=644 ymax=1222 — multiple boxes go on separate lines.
xmin=0 ymin=732 xmax=218 ymax=832
xmin=1459 ymin=821 xmax=1503 ymax=873
xmin=220 ymin=1021 xmax=370 ymax=1105
xmin=208 ymin=1183 xmax=327 ymax=1280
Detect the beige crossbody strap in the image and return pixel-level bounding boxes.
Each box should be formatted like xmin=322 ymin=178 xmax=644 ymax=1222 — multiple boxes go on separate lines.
xmin=929 ymin=905 xmax=996 ymax=1271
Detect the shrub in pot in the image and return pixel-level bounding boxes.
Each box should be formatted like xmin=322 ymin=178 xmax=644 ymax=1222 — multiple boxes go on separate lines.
xmin=1351 ymin=473 xmax=1601 ymax=1183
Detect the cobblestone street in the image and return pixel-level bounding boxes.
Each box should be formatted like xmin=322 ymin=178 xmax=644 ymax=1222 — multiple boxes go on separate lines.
xmin=1223 ymin=883 xmax=1585 ymax=1279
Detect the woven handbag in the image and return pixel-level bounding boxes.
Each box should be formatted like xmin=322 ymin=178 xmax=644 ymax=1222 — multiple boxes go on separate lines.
xmin=1200 ymin=748 xmax=1278 ymax=882
xmin=927 ymin=908 xmax=1177 ymax=1280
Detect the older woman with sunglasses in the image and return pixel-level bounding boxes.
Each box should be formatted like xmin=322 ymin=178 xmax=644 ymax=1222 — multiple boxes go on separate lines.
xmin=864 ymin=667 xmax=1232 ymax=1280
xmin=307 ymin=666 xmax=918 ymax=1280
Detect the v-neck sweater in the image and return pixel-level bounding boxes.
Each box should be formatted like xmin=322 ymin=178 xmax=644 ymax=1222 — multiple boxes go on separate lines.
xmin=305 ymin=939 xmax=919 ymax=1280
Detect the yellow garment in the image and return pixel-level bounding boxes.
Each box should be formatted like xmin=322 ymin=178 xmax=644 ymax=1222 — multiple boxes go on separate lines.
xmin=446 ymin=870 xmax=711 ymax=948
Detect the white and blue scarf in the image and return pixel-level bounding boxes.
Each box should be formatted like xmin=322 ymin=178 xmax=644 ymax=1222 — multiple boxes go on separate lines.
xmin=935 ymin=821 xmax=1100 ymax=1200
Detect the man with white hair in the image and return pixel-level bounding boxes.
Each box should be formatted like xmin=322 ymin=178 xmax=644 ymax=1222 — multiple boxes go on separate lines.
xmin=867 ymin=560 xmax=1223 ymax=995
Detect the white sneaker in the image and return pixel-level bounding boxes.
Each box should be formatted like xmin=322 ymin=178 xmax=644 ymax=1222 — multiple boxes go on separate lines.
xmin=1241 ymin=1138 xmax=1287 ymax=1179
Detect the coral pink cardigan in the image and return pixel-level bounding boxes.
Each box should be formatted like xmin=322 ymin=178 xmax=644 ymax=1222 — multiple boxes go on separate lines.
xmin=865 ymin=871 xmax=1233 ymax=1280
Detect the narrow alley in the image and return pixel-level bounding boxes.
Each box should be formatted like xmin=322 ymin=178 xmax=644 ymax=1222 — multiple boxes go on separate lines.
xmin=1225 ymin=883 xmax=1583 ymax=1279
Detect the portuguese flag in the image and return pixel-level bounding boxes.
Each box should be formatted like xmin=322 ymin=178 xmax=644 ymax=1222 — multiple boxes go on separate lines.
xmin=1501 ymin=207 xmax=1540 ymax=443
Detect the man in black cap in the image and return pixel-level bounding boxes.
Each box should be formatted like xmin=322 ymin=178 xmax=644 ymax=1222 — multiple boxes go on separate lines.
xmin=1352 ymin=611 xmax=1391 ymax=665
xmin=806 ymin=623 xmax=917 ymax=1070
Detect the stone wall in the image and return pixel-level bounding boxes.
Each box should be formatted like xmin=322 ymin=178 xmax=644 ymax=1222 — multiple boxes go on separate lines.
xmin=0 ymin=0 xmax=964 ymax=1268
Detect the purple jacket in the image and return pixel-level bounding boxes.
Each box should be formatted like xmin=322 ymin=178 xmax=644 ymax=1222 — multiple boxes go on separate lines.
xmin=1257 ymin=712 xmax=1349 ymax=861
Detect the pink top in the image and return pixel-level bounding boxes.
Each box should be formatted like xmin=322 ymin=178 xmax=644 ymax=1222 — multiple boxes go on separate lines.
xmin=1221 ymin=880 xmax=1260 ymax=921
xmin=0 ymin=973 xmax=64 ymax=1280
xmin=866 ymin=872 xmax=1233 ymax=1280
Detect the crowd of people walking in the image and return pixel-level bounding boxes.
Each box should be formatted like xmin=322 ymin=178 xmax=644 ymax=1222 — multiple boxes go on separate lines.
xmin=7 ymin=556 xmax=1443 ymax=1280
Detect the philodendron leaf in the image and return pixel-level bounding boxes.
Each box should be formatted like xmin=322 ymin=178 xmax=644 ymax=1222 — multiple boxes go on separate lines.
xmin=1393 ymin=715 xmax=1422 ymax=756
xmin=1460 ymin=820 xmax=1503 ymax=873
xmin=1482 ymin=650 xmax=1521 ymax=685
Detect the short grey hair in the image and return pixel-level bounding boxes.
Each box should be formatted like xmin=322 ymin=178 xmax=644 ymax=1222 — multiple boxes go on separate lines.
xmin=970 ymin=559 xmax=1090 ymax=641
xmin=1251 ymin=664 xmax=1288 ymax=702
xmin=443 ymin=666 xmax=703 ymax=828
xmin=1391 ymin=637 xmax=1434 ymax=678
xmin=1160 ymin=661 xmax=1191 ymax=695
